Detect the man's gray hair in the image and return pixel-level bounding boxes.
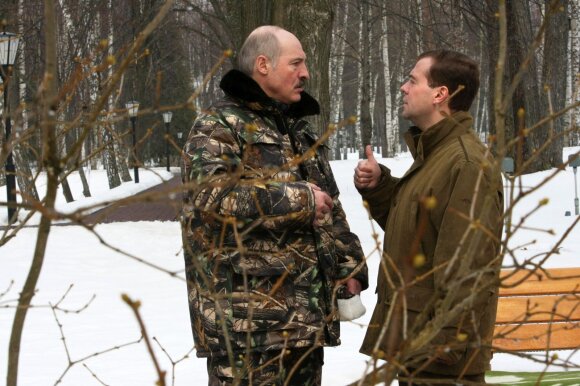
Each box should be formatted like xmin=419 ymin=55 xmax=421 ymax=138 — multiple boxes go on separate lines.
xmin=237 ymin=26 xmax=282 ymax=76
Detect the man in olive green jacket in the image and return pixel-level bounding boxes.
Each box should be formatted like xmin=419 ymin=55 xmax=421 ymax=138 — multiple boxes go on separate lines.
xmin=354 ymin=50 xmax=503 ymax=384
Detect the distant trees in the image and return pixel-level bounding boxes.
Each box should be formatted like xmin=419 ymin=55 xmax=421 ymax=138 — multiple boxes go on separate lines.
xmin=2 ymin=0 xmax=577 ymax=177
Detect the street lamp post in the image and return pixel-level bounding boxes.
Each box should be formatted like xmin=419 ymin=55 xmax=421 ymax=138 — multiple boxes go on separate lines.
xmin=569 ymin=154 xmax=580 ymax=216
xmin=1 ymin=31 xmax=20 ymax=223
xmin=162 ymin=111 xmax=173 ymax=172
xmin=126 ymin=101 xmax=139 ymax=183
xmin=502 ymin=157 xmax=515 ymax=230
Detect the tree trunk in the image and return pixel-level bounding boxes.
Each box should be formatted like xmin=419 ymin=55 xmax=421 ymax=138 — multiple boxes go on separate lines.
xmin=541 ymin=0 xmax=568 ymax=166
xmin=358 ymin=0 xmax=372 ymax=157
xmin=420 ymin=0 xmax=436 ymax=51
xmin=7 ymin=0 xmax=40 ymax=204
xmin=483 ymin=0 xmax=501 ymax=147
xmin=8 ymin=0 xmax=60 ymax=383
xmin=118 ymin=141 xmax=133 ymax=182
xmin=13 ymin=149 xmax=39 ymax=202
xmin=78 ymin=165 xmax=91 ymax=198
xmin=571 ymin=0 xmax=580 ymax=146
xmin=285 ymin=0 xmax=336 ymax=142
xmin=103 ymin=124 xmax=122 ymax=189
xmin=97 ymin=1 xmax=122 ymax=188
xmin=570 ymin=0 xmax=580 ymax=146
xmin=381 ymin=9 xmax=399 ymax=157
xmin=330 ymin=3 xmax=348 ymax=160
xmin=61 ymin=177 xmax=74 ymax=202
xmin=506 ymin=0 xmax=546 ymax=172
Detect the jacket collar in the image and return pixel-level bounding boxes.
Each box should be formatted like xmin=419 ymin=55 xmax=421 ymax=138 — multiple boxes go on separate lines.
xmin=400 ymin=111 xmax=473 ymax=181
xmin=404 ymin=111 xmax=473 ymax=161
xmin=219 ymin=69 xmax=320 ymax=119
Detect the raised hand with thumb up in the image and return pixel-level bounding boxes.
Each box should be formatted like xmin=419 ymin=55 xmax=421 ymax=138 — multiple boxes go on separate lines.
xmin=354 ymin=145 xmax=381 ymax=189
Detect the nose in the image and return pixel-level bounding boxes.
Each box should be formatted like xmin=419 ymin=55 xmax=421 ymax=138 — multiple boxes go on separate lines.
xmin=300 ymin=63 xmax=310 ymax=81
xmin=400 ymin=82 xmax=408 ymax=94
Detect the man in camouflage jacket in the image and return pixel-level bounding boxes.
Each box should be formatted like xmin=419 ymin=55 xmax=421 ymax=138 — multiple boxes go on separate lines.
xmin=181 ymin=26 xmax=368 ymax=385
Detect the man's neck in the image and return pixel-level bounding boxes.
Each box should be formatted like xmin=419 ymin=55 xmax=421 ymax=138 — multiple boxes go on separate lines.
xmin=417 ymin=109 xmax=453 ymax=131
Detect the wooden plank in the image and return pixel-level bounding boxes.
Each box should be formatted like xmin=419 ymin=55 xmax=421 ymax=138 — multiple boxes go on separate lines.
xmin=496 ymin=295 xmax=580 ymax=323
xmin=493 ymin=322 xmax=580 ymax=351
xmin=499 ymin=268 xmax=580 ymax=296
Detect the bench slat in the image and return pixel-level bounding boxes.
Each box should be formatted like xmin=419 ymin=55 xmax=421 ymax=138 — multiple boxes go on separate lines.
xmin=493 ymin=322 xmax=580 ymax=351
xmin=496 ymin=295 xmax=580 ymax=323
xmin=499 ymin=268 xmax=580 ymax=296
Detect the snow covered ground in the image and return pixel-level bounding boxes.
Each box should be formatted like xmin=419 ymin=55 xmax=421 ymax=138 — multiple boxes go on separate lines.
xmin=1 ymin=148 xmax=579 ymax=385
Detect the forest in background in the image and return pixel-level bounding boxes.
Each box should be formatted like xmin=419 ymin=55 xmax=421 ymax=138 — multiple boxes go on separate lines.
xmin=0 ymin=0 xmax=579 ymax=205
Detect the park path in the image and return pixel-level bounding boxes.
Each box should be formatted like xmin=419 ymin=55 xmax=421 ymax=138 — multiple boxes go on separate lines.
xmin=83 ymin=174 xmax=182 ymax=224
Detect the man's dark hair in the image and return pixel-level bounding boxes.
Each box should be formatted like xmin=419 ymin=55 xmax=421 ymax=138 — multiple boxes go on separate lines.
xmin=418 ymin=50 xmax=480 ymax=112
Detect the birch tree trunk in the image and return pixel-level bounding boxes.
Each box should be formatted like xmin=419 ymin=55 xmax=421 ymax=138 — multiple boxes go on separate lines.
xmin=329 ymin=3 xmax=348 ymax=160
xmin=381 ymin=9 xmax=399 ymax=157
xmin=100 ymin=1 xmax=121 ymax=187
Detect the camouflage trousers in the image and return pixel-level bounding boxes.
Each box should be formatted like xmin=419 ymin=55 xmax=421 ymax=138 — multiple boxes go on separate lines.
xmin=207 ymin=347 xmax=324 ymax=386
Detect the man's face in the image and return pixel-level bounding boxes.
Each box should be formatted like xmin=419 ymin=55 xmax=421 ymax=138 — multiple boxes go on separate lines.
xmin=261 ymin=33 xmax=309 ymax=104
xmin=400 ymin=57 xmax=438 ymax=129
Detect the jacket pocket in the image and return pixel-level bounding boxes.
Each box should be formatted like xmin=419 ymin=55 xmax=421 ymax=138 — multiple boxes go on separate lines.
xmin=229 ymin=239 xmax=297 ymax=277
xmin=228 ymin=267 xmax=294 ymax=333
xmin=239 ymin=132 xmax=285 ymax=171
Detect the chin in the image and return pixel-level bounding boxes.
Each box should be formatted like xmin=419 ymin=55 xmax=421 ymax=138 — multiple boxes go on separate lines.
xmin=288 ymin=95 xmax=302 ymax=103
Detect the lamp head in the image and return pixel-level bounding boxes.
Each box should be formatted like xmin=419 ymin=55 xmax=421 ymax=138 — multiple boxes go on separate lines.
xmin=162 ymin=111 xmax=173 ymax=123
xmin=125 ymin=101 xmax=139 ymax=117
xmin=0 ymin=32 xmax=19 ymax=67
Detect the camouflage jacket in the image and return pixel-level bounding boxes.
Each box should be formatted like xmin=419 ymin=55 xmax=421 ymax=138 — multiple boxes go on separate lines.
xmin=181 ymin=69 xmax=368 ymax=358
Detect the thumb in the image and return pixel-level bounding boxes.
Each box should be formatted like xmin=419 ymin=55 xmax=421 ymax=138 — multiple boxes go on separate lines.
xmin=309 ymin=183 xmax=321 ymax=191
xmin=365 ymin=145 xmax=376 ymax=163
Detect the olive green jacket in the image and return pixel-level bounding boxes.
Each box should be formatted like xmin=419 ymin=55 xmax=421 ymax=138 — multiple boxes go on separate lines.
xmin=358 ymin=112 xmax=503 ymax=375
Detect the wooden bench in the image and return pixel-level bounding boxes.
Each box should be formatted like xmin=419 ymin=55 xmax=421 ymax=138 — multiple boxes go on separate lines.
xmin=493 ymin=267 xmax=580 ymax=351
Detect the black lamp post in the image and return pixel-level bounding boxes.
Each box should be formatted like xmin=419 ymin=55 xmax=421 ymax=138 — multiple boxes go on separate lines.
xmin=126 ymin=101 xmax=139 ymax=183
xmin=569 ymin=154 xmax=580 ymax=216
xmin=1 ymin=31 xmax=20 ymax=223
xmin=162 ymin=111 xmax=173 ymax=172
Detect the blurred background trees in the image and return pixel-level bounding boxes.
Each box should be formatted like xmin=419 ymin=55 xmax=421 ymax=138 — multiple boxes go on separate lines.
xmin=0 ymin=0 xmax=579 ymax=200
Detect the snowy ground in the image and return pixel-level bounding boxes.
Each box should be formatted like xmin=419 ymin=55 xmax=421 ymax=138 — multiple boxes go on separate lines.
xmin=1 ymin=149 xmax=579 ymax=385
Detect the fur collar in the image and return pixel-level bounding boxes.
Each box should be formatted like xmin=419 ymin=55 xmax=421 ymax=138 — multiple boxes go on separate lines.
xmin=219 ymin=69 xmax=320 ymax=119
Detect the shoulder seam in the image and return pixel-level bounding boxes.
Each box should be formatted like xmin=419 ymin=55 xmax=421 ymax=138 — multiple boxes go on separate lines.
xmin=457 ymin=136 xmax=471 ymax=163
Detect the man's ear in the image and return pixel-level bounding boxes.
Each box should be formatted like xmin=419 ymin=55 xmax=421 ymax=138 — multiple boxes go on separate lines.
xmin=255 ymin=55 xmax=270 ymax=75
xmin=433 ymin=85 xmax=450 ymax=105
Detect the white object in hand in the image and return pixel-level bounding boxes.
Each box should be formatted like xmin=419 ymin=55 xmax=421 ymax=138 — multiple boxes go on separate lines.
xmin=337 ymin=294 xmax=366 ymax=321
